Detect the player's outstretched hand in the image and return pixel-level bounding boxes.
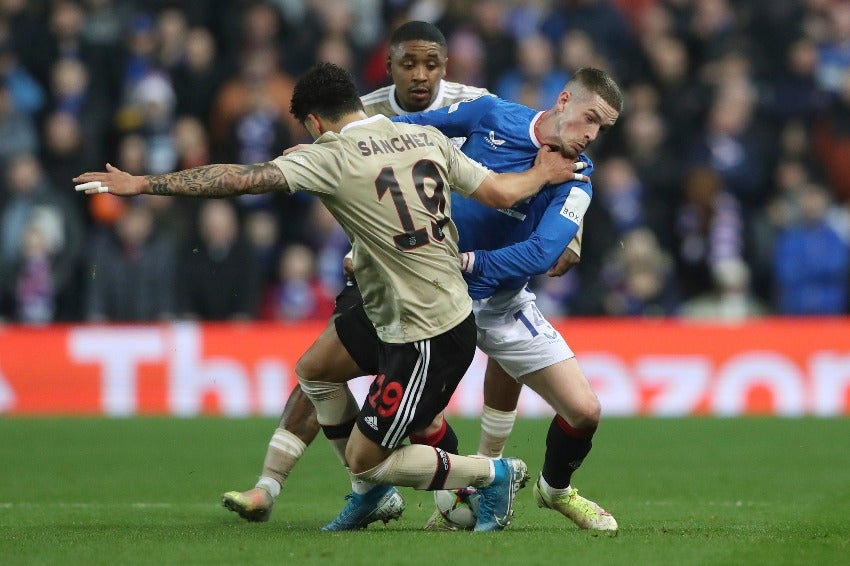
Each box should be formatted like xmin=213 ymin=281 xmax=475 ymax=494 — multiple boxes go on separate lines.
xmin=74 ymin=163 xmax=144 ymax=196
xmin=536 ymin=146 xmax=589 ymax=185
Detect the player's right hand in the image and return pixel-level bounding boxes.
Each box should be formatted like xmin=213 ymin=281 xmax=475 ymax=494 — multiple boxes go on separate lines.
xmin=547 ymin=247 xmax=580 ymax=277
xmin=536 ymin=146 xmax=589 ymax=185
xmin=73 ymin=163 xmax=144 ymax=196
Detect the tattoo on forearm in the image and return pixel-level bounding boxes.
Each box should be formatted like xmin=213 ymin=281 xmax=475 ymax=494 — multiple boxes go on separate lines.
xmin=145 ymin=163 xmax=286 ymax=197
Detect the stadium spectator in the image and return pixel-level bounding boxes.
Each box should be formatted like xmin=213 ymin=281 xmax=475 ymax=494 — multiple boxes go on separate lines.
xmin=40 ymin=111 xmax=98 ymax=220
xmin=761 ymin=37 xmax=830 ymax=127
xmin=177 ymin=199 xmax=262 ymax=321
xmin=0 ymin=152 xmax=84 ymax=320
xmin=558 ymin=29 xmax=609 ymax=75
xmin=496 ymin=32 xmax=568 ymax=109
xmin=619 ymin=107 xmax=683 ymax=247
xmin=814 ymin=1 xmax=850 ymax=95
xmin=467 ymin=0 xmax=518 ymax=91
xmin=80 ymin=0 xmax=128 ymax=49
xmin=172 ymin=115 xmax=211 ymax=171
xmin=259 ymin=243 xmax=335 ymax=322
xmin=84 ymin=202 xmax=175 ymax=322
xmin=444 ymin=29 xmax=485 ymax=87
xmin=209 ymin=44 xmax=301 ymax=150
xmin=674 ymin=166 xmax=744 ymax=301
xmin=155 ymin=8 xmax=188 ymax=72
xmin=47 ymin=58 xmax=112 ymax=166
xmin=680 ymin=257 xmax=767 ymax=320
xmin=220 ymin=78 xmax=292 ymax=167
xmin=599 ymin=228 xmax=679 ymax=317
xmin=642 ymin=35 xmax=705 ymax=152
xmin=687 ymin=83 xmax=767 ymax=211
xmin=0 ymin=211 xmax=62 ymax=324
xmin=773 ymin=183 xmax=850 ymax=315
xmin=540 ymin=0 xmax=634 ymax=78
xmin=114 ymin=12 xmax=161 ymax=121
xmin=0 ymin=39 xmax=45 ymax=118
xmin=0 ymin=78 xmax=38 ymax=163
xmin=170 ymin=26 xmax=223 ymax=123
xmin=813 ymin=73 xmax=850 ymax=203
xmin=574 ymin=155 xmax=647 ymax=307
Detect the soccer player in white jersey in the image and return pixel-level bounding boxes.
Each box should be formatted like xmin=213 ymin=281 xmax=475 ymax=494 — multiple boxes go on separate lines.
xmin=219 ymin=21 xmax=585 ymax=529
xmin=74 ymin=62 xmax=586 ymax=531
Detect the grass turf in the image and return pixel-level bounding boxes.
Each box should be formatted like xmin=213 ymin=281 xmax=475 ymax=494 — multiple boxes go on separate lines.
xmin=1 ymin=417 xmax=848 ymax=565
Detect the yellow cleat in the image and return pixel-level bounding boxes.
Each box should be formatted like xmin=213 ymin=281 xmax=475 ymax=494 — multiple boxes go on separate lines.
xmin=533 ymin=476 xmax=618 ymax=534
xmin=221 ymin=487 xmax=274 ymax=522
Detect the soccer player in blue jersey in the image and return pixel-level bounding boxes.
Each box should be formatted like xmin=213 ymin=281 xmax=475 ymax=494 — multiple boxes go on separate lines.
xmin=394 ymin=67 xmax=622 ymax=532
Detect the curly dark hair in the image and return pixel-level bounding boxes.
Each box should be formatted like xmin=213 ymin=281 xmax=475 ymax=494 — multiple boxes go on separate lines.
xmin=290 ymin=62 xmax=364 ymax=124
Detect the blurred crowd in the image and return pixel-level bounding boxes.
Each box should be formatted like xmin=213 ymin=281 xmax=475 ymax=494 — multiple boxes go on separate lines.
xmin=1 ymin=0 xmax=849 ymax=325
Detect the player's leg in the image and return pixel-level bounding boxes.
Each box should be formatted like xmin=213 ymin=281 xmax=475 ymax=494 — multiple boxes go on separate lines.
xmin=296 ymin=302 xmax=404 ymax=530
xmin=475 ymin=288 xmax=616 ymax=532
xmin=477 ymin=359 xmax=522 ymax=457
xmin=221 ymin=315 xmax=363 ymax=521
xmin=321 ymin=313 xmax=529 ymax=532
xmin=522 ymin=359 xmax=617 ymax=533
xmin=222 ymin=285 xmax=363 ymax=521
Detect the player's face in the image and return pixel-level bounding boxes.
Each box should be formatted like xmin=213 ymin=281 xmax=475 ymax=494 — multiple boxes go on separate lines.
xmin=547 ymin=90 xmax=619 ymax=159
xmin=387 ymin=40 xmax=447 ymax=112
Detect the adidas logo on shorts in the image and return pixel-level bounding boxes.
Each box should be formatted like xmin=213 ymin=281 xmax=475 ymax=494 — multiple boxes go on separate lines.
xmin=365 ymin=416 xmax=379 ymax=430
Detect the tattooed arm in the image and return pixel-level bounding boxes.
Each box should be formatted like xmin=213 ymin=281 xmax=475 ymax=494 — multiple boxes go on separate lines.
xmin=73 ymin=162 xmax=288 ymax=197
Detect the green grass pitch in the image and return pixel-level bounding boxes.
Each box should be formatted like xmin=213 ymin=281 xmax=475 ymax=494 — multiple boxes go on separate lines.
xmin=1 ymin=417 xmax=848 ymax=565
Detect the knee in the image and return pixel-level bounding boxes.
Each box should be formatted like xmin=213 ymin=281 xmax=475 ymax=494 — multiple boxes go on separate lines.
xmin=345 ymin=446 xmax=371 ymax=475
xmin=568 ymin=395 xmax=601 ymax=430
xmin=295 ymin=350 xmax=329 ymax=382
xmin=414 ymin=413 xmax=444 ymax=438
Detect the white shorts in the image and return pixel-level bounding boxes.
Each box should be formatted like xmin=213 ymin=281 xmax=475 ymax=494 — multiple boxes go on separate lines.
xmin=472 ymin=287 xmax=574 ymax=381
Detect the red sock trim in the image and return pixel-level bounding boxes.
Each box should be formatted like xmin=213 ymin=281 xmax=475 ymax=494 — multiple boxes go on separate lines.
xmin=555 ymin=415 xmax=597 ymax=439
xmin=409 ymin=418 xmax=447 ymax=446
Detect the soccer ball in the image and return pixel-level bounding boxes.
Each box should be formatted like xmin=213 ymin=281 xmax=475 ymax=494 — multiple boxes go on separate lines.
xmin=433 ymin=487 xmax=480 ymax=530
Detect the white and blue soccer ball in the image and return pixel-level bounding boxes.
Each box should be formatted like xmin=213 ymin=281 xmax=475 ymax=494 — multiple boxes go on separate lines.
xmin=433 ymin=487 xmax=480 ymax=529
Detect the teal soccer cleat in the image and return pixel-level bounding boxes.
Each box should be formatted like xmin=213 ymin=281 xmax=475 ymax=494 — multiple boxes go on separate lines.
xmin=322 ymin=485 xmax=405 ymax=531
xmin=474 ymin=457 xmax=529 ymax=532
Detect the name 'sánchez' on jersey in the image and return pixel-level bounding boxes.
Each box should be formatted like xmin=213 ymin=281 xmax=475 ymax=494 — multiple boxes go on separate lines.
xmin=357 ymin=132 xmax=435 ymax=157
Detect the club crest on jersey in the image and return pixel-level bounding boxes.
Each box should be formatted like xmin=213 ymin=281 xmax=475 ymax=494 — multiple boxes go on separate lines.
xmin=485 ymin=131 xmax=506 ymax=149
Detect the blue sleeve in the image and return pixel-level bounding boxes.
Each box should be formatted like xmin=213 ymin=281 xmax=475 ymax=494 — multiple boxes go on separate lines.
xmin=469 ymin=184 xmax=591 ymax=283
xmin=391 ymin=95 xmax=497 ymax=138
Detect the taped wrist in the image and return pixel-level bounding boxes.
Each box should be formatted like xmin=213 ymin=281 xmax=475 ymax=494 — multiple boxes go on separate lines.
xmin=459 ymin=251 xmax=475 ymax=273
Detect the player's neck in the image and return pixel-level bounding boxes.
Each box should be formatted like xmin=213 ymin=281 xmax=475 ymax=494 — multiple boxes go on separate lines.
xmin=534 ymin=110 xmax=550 ymax=145
xmin=325 ymin=111 xmax=370 ymax=134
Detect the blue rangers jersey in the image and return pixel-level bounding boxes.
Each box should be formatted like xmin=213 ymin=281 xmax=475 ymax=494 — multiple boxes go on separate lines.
xmin=393 ymin=95 xmax=593 ymax=299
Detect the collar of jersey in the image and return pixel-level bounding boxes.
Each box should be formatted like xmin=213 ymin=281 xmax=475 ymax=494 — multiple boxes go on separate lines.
xmin=388 ymin=80 xmax=448 ymax=116
xmin=529 ymin=111 xmax=545 ymax=149
xmin=340 ymin=114 xmax=386 ymax=134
